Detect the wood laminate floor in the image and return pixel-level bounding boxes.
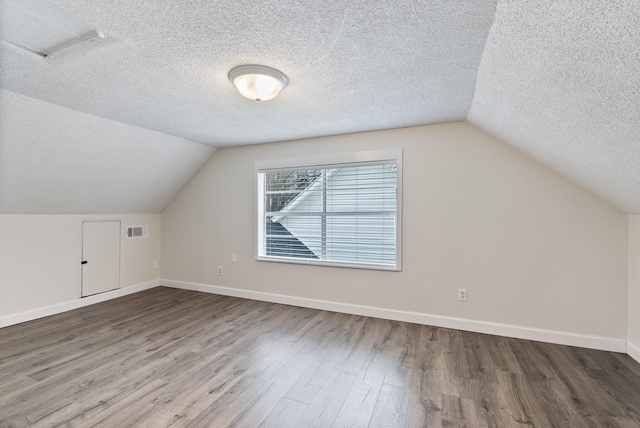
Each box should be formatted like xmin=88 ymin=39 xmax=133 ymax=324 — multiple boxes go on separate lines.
xmin=0 ymin=287 xmax=639 ymax=427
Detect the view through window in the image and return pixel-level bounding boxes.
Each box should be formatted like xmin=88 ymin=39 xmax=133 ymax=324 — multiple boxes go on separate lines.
xmin=256 ymin=151 xmax=402 ymax=270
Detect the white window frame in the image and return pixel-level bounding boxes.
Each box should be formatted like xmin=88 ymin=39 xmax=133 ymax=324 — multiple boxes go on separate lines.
xmin=255 ymin=149 xmax=402 ymax=271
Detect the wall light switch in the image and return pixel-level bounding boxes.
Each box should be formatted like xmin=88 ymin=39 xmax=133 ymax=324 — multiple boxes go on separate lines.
xmin=232 ymin=253 xmax=237 ymax=263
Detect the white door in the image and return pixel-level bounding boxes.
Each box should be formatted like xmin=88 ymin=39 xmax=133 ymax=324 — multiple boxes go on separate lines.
xmin=82 ymin=221 xmax=120 ymax=297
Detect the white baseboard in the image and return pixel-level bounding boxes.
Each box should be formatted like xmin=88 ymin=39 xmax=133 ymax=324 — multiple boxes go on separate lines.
xmin=162 ymin=279 xmax=627 ymax=354
xmin=0 ymin=278 xmax=631 ymax=357
xmin=0 ymin=280 xmax=160 ymax=329
xmin=628 ymin=341 xmax=640 ymax=364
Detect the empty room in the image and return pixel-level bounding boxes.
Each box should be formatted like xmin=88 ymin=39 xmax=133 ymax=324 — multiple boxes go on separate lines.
xmin=1 ymin=0 xmax=639 ymax=426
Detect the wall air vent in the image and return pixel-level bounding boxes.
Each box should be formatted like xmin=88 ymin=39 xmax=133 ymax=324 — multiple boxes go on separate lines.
xmin=126 ymin=225 xmax=149 ymax=239
xmin=0 ymin=0 xmax=104 ymax=58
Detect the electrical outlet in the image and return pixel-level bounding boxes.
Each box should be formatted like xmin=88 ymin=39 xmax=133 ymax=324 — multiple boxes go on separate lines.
xmin=232 ymin=253 xmax=237 ymax=263
xmin=217 ymin=266 xmax=223 ymax=276
xmin=458 ymin=289 xmax=467 ymax=302
xmin=152 ymin=260 xmax=158 ymax=269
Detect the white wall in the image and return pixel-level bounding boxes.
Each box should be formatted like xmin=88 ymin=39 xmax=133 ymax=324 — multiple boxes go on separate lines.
xmin=0 ymin=213 xmax=161 ymax=317
xmin=628 ymin=216 xmax=640 ymax=361
xmin=162 ymin=122 xmax=628 ymax=341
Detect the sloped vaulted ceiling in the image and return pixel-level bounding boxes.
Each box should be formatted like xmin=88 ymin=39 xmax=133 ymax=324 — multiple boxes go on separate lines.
xmin=469 ymin=0 xmax=640 ymax=213
xmin=0 ymin=0 xmax=638 ymax=213
xmin=0 ymin=89 xmax=214 ymax=213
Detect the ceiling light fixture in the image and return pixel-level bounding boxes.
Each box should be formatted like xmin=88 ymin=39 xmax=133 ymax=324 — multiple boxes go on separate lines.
xmin=228 ymin=64 xmax=288 ymax=102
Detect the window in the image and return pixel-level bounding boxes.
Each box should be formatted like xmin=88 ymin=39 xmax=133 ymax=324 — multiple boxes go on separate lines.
xmin=256 ymin=150 xmax=402 ymax=271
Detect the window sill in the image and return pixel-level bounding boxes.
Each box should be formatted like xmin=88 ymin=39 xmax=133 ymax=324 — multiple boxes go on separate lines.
xmin=256 ymin=255 xmax=401 ymax=272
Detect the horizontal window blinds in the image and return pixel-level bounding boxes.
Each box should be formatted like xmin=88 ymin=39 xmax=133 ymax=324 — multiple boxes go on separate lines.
xmin=257 ymin=159 xmax=400 ymax=270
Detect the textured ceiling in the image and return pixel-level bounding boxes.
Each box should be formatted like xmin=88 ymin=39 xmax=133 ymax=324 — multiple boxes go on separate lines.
xmin=0 ymin=89 xmax=214 ymax=213
xmin=0 ymin=0 xmax=498 ymax=147
xmin=1 ymin=0 xmax=639 ymax=214
xmin=469 ymin=0 xmax=640 ymax=213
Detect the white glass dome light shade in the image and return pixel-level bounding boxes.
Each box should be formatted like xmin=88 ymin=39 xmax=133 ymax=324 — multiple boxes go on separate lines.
xmin=228 ymin=65 xmax=288 ymax=101
xmin=233 ymin=73 xmax=282 ymax=101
